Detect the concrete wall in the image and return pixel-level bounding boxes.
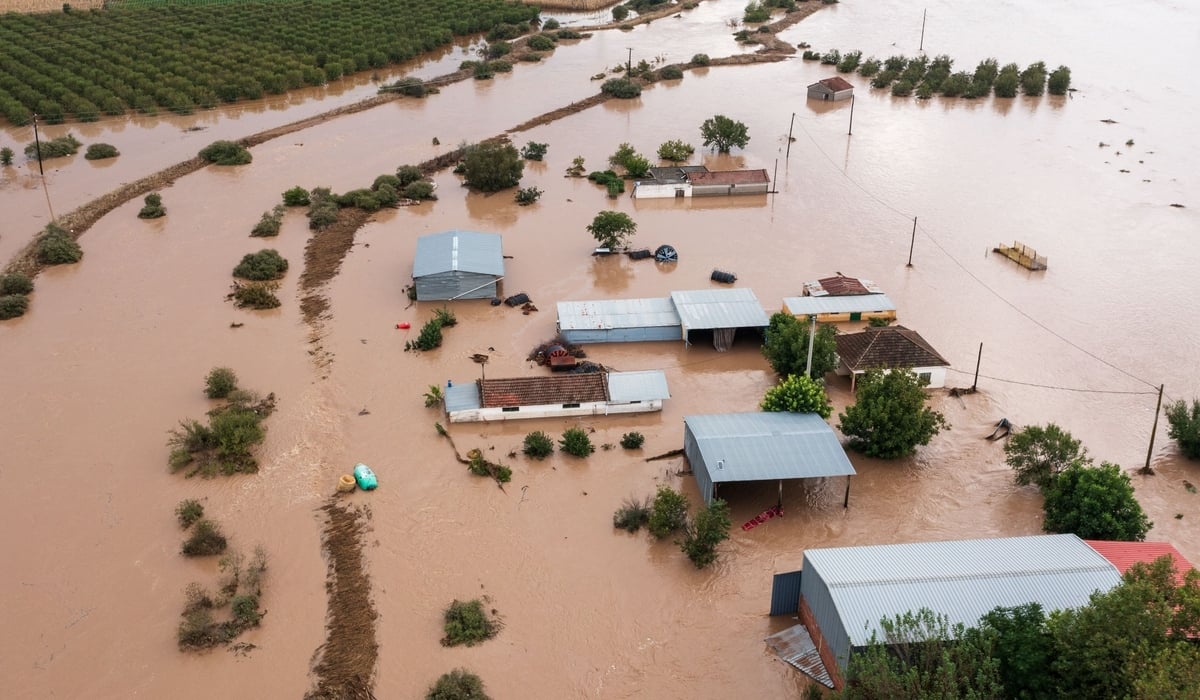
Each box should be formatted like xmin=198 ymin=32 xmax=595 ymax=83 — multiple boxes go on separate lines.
xmin=448 ymin=399 xmax=662 ymax=423
xmin=632 ymin=182 xmax=691 ymax=199
xmin=692 ymin=183 xmax=769 ymax=197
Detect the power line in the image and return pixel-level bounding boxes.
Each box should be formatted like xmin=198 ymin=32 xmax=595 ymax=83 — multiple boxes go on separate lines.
xmin=944 ymin=367 xmax=1157 ymax=395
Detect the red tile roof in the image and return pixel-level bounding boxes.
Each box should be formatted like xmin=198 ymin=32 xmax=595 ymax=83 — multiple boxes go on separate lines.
xmin=688 ymin=169 xmax=771 ymax=186
xmin=835 ymin=326 xmax=949 ymax=372
xmin=817 ymin=275 xmax=872 ymax=296
xmin=1084 ymin=540 xmax=1196 ymax=586
xmin=818 ymin=76 xmax=854 ymax=92
xmin=480 ymin=373 xmax=607 ymax=408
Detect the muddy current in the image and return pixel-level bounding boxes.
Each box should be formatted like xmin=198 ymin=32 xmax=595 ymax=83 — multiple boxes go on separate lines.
xmin=2 ymin=0 xmax=1199 ymax=697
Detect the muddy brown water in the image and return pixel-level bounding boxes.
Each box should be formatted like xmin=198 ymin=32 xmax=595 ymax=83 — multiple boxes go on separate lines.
xmin=3 ymin=0 xmax=1200 ymax=697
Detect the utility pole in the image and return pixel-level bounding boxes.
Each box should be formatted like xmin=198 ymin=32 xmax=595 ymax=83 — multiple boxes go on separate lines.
xmin=771 ymin=158 xmax=778 ymax=194
xmin=804 ymin=314 xmax=817 ymax=377
xmin=785 ymin=112 xmax=795 ymax=158
xmin=906 ymin=217 xmax=917 ymax=266
xmin=971 ymin=342 xmax=982 ymax=391
xmin=1142 ymin=384 xmax=1165 ymax=475
xmin=847 ymin=95 xmax=855 ymax=135
xmin=32 ymin=113 xmax=45 ymax=177
xmin=626 ymin=47 xmax=633 ymax=73
xmin=919 ymin=9 xmax=927 ymax=52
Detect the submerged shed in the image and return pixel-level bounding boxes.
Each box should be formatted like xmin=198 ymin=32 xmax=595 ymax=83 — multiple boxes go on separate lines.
xmin=670 ymin=288 xmax=770 ymax=351
xmin=412 ymin=230 xmax=504 ymax=301
xmin=556 ymin=297 xmax=682 ymax=344
xmin=807 ymin=76 xmax=855 ymax=101
xmin=782 ymin=294 xmax=897 ymax=323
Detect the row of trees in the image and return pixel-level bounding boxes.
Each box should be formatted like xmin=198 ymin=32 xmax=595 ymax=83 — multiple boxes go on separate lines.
xmin=804 ymin=50 xmax=1071 ymax=99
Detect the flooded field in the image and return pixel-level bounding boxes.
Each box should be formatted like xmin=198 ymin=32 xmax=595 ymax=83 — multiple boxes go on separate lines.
xmin=2 ymin=0 xmax=1199 ymax=697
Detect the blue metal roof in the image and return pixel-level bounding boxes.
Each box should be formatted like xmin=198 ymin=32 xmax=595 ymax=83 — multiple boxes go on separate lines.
xmin=804 ymin=533 xmax=1122 ymax=647
xmin=556 ymin=297 xmax=681 ymax=331
xmin=782 ymin=294 xmax=897 ymax=316
xmin=413 ymin=230 xmax=504 ymax=278
xmin=443 ymin=382 xmax=481 ymax=413
xmin=684 ymin=412 xmax=855 ymax=483
xmin=670 ymin=288 xmax=770 ymax=330
xmin=607 ymin=370 xmax=670 ymax=402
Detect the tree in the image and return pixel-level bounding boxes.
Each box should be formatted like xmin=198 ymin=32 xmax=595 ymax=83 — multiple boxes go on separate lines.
xmin=1164 ymin=398 xmax=1200 ymax=459
xmin=601 ymin=78 xmax=641 ymax=98
xmin=198 ymin=140 xmax=251 ymax=165
xmin=205 ymin=367 xmax=239 ymax=399
xmin=587 ymin=210 xmax=637 ymax=250
xmin=700 ymin=114 xmax=749 ymax=153
xmin=761 ymin=312 xmax=837 ymax=379
xmin=978 ymin=604 xmax=1057 ymax=700
xmin=1047 ymin=66 xmax=1071 ymax=96
xmin=0 ymin=146 xmax=13 ymax=165
xmin=609 ymin=142 xmax=637 ymax=170
xmin=647 ymin=485 xmax=689 ymax=539
xmin=760 ymin=374 xmax=832 ymax=418
xmin=427 ymin=668 xmax=491 ymax=700
xmin=1042 ymin=462 xmax=1152 ymax=541
xmin=1004 ymin=423 xmax=1090 ymax=490
xmin=680 ymin=498 xmax=731 ymax=568
xmin=657 ymin=139 xmax=694 ymax=163
xmin=460 ymin=142 xmax=523 ymax=192
xmin=838 ymin=369 xmax=949 ymax=459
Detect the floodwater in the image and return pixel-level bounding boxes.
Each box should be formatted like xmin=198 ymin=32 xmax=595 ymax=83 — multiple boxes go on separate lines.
xmin=2 ymin=0 xmax=1199 ymax=697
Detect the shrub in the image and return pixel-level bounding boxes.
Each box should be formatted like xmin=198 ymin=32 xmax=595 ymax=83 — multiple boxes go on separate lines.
xmin=520 ymin=141 xmax=548 ymax=161
xmin=820 ymin=49 xmax=841 ymax=65
xmin=1047 ymin=65 xmax=1071 ymax=95
xmin=373 ymin=174 xmax=402 ymax=191
xmin=24 ymin=134 xmax=81 ymax=161
xmin=388 ymin=76 xmax=427 ymax=97
xmin=0 ymin=146 xmax=13 ymax=165
xmin=837 ymin=50 xmax=863 ymax=73
xmin=1005 ymin=423 xmax=1090 ymax=490
xmin=486 ymin=22 xmax=523 ymax=41
xmin=441 ymin=599 xmax=500 ymax=647
xmin=1165 ymin=399 xmax=1200 ymax=460
xmin=460 ymin=142 xmax=523 ymax=192
xmin=374 ymin=182 xmax=399 ymax=207
xmin=424 ymin=384 xmax=444 ymax=408
xmin=251 ymin=205 xmax=285 ymax=237
xmin=523 ymin=431 xmax=554 ymax=459
xmin=233 ymin=249 xmax=288 ymax=281
xmin=560 ymin=427 xmax=594 ymax=457
xmin=232 ymin=282 xmax=280 ymax=309
xmin=657 ymin=139 xmax=694 ymax=163
xmin=182 ymin=519 xmax=228 ymax=556
xmin=612 ymin=5 xmax=629 ymax=20
xmin=761 ymin=374 xmax=832 ymax=418
xmin=527 ymin=34 xmax=556 ymax=51
xmin=0 ymin=294 xmax=30 ymax=320
xmin=858 ymin=58 xmax=882 ymax=77
xmin=609 ymin=142 xmax=637 ymax=170
xmin=648 ymin=485 xmax=689 ymax=539
xmin=691 ymin=53 xmax=711 ymax=66
xmin=473 ymin=62 xmax=494 ymax=80
xmin=426 ymin=669 xmax=491 ymax=700
xmin=205 ymin=367 xmax=239 ymax=399
xmin=138 ymin=193 xmax=165 ymax=219
xmin=84 ymin=143 xmax=119 ymax=160
xmin=556 ymin=29 xmax=582 ymax=39
xmin=1043 ymin=462 xmax=1152 ymax=541
xmin=230 ymin=594 xmax=262 ymax=626
xmin=623 ymin=155 xmax=651 ymax=178
xmin=176 ymin=499 xmax=204 ymax=528
xmin=620 ymin=432 xmax=645 ymax=449
xmin=1020 ymin=61 xmax=1047 ymax=96
xmin=613 ymin=496 xmax=651 ymax=532
xmin=542 ymin=18 xmax=560 ymax=29
xmin=520 ymin=52 xmax=543 ymax=62
xmin=567 ymin=157 xmax=586 ymax=178
xmin=177 ymin=608 xmax=217 ymax=648
xmin=681 ymin=498 xmax=731 ymax=568
xmin=892 ymin=79 xmax=914 ymax=96
xmin=282 ymin=186 xmax=310 ymax=206
xmin=514 ymin=186 xmax=542 ymax=206
xmin=412 ymin=318 xmax=444 ymax=351
xmin=0 ymin=272 xmax=33 ymax=296
xmin=36 ymin=224 xmax=82 ymax=265
xmin=838 ymin=368 xmax=949 ymax=458
xmin=744 ymin=1 xmax=771 ymax=23
xmin=489 ymin=59 xmax=512 ymax=73
xmin=601 ymin=78 xmax=642 ymax=98
xmin=396 ymin=165 xmax=424 ymax=186
xmin=198 ymin=140 xmax=252 ymax=165
xmin=404 ymin=181 xmax=436 ymax=200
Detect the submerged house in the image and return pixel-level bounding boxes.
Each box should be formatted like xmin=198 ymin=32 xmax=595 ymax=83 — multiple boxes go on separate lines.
xmin=632 ymin=165 xmax=771 ymax=199
xmin=782 ymin=294 xmax=897 ymax=324
xmin=557 ymin=288 xmax=770 ymax=351
xmin=412 ymin=230 xmax=504 ymax=301
xmin=807 ymin=76 xmax=855 ymax=101
xmin=443 ymin=370 xmax=669 ymax=423
xmin=834 ymin=325 xmax=950 ymax=389
xmin=766 ymin=534 xmax=1124 ymax=689
xmin=802 ymin=275 xmax=883 ymax=297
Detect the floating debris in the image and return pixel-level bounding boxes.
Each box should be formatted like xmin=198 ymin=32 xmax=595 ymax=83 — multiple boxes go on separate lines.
xmin=992 ymin=241 xmax=1048 ymax=271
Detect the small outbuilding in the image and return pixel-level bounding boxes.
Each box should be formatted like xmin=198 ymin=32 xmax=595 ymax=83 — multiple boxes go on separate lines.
xmin=834 ymin=325 xmax=950 ymax=389
xmin=807 ymin=76 xmax=855 ymax=101
xmin=631 ymin=166 xmax=771 ymax=199
xmin=683 ymin=412 xmax=856 ymax=505
xmin=782 ymin=294 xmax=897 ymax=323
xmin=443 ymin=370 xmax=670 ymax=423
xmin=802 ymin=275 xmax=883 ymax=297
xmin=670 ymin=288 xmax=770 ymax=351
xmin=412 ymin=230 xmax=504 ymax=301
xmin=556 ymin=297 xmax=683 ymax=344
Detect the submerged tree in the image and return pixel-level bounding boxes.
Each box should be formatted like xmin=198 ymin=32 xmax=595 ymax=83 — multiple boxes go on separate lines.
xmin=838 ymin=368 xmax=949 ymax=459
xmin=699 ymin=114 xmax=750 ymax=153
xmin=761 ymin=312 xmax=837 ymax=379
xmin=1004 ymin=423 xmax=1091 ymax=491
xmin=586 ymin=210 xmax=637 ymax=250
xmin=1164 ymin=398 xmax=1200 ymax=459
xmin=1042 ymin=462 xmax=1152 ymax=541
xmin=460 ymin=141 xmax=523 ymax=191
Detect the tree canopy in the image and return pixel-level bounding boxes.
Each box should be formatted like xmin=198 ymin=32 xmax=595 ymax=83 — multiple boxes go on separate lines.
xmin=1004 ymin=423 xmax=1090 ymax=490
xmin=760 ymin=374 xmax=832 ymax=418
xmin=699 ymin=114 xmax=750 ymax=153
xmin=1042 ymin=461 xmax=1152 ymax=541
xmin=460 ymin=141 xmax=523 ymax=191
xmin=1164 ymin=398 xmax=1200 ymax=459
xmin=761 ymin=312 xmax=838 ymax=379
xmin=586 ymin=210 xmax=637 ymax=250
xmin=838 ymin=368 xmax=949 ymax=459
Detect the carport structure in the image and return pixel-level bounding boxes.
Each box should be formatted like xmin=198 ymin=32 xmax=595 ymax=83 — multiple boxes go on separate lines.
xmin=683 ymin=412 xmax=856 ymax=506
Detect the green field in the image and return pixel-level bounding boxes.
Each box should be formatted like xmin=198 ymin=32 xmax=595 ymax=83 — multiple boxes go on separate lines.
xmin=0 ymin=0 xmax=540 ymax=125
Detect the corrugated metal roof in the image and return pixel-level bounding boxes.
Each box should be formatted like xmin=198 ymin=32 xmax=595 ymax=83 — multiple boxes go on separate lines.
xmin=684 ymin=412 xmax=856 ymax=483
xmin=1084 ymin=540 xmax=1196 ymax=585
xmin=444 ymin=382 xmax=482 ymax=413
xmin=671 ymin=289 xmax=770 ymax=331
xmin=804 ymin=534 xmax=1122 ymax=647
xmin=783 ymin=294 xmax=897 ymax=316
xmin=556 ymin=297 xmax=681 ymax=331
xmin=607 ymin=370 xmax=670 ymax=402
xmin=413 ymin=230 xmax=504 ymax=278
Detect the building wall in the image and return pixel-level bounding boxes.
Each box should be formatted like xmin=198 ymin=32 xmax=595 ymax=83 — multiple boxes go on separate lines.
xmin=836 ymin=364 xmax=948 ymax=389
xmin=632 ymin=182 xmax=691 ymax=199
xmin=799 ymin=553 xmax=852 ymax=674
xmin=559 ymin=325 xmax=683 ymax=344
xmin=799 ymin=595 xmax=847 ymax=689
xmin=808 ymin=86 xmax=853 ymax=101
xmin=683 ymin=423 xmax=715 ymax=505
xmin=692 ymin=183 xmax=769 ymax=197
xmin=415 ymin=270 xmax=498 ymax=301
xmin=793 ymin=309 xmax=897 ymax=323
xmin=448 ymin=399 xmax=662 ymax=423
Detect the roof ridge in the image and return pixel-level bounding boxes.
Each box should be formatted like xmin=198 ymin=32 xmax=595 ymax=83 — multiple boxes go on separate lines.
xmin=826 ymin=563 xmax=1119 ymax=589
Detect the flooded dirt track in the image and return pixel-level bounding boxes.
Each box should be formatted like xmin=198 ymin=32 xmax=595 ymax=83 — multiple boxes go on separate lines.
xmin=3 ymin=0 xmax=1200 ymax=698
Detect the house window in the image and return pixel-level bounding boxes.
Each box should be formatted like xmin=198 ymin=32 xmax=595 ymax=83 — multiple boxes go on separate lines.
xmin=918 ymin=372 xmax=932 ymax=386
xmin=562 ymin=403 xmax=580 ymax=409
xmin=502 ymin=406 xmax=519 ymax=412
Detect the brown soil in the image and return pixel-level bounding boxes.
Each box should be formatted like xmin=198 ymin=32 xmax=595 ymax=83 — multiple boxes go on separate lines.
xmin=305 ymin=500 xmax=378 ymax=700
xmin=299 ymin=209 xmax=373 ymax=327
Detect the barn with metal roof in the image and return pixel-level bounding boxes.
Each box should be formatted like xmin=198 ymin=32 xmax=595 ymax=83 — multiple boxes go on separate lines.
xmin=782 ymin=294 xmax=898 ymax=323
xmin=683 ymin=412 xmax=856 ymax=505
xmin=767 ymin=534 xmax=1123 ymax=688
xmin=670 ymin=288 xmax=770 ymax=351
xmin=412 ymin=230 xmax=504 ymax=301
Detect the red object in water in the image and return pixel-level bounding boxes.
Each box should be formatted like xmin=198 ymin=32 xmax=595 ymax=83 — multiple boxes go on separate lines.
xmin=396 ymin=322 xmax=411 ymax=330
xmin=742 ymin=505 xmax=783 ymax=532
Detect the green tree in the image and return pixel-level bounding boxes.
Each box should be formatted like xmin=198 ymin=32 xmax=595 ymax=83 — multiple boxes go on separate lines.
xmin=1130 ymin=642 xmax=1200 ymax=700
xmin=204 ymin=367 xmax=239 ymax=399
xmin=587 ymin=210 xmax=637 ymax=250
xmin=978 ymin=604 xmax=1057 ymax=700
xmin=1004 ymin=423 xmax=1090 ymax=491
xmin=460 ymin=142 xmax=523 ymax=192
xmin=838 ymin=369 xmax=949 ymax=459
xmin=37 ymin=224 xmax=83 ymax=265
xmin=0 ymin=272 xmax=33 ymax=295
xmin=761 ymin=312 xmax=837 ymax=379
xmin=1042 ymin=462 xmax=1152 ymax=541
xmin=700 ymin=114 xmax=750 ymax=153
xmin=0 ymin=146 xmax=13 ymax=165
xmin=198 ymin=140 xmax=251 ymax=165
xmin=609 ymin=142 xmax=637 ymax=170
xmin=601 ymin=78 xmax=642 ymax=98
xmin=657 ymin=139 xmax=694 ymax=162
xmin=760 ymin=374 xmax=832 ymax=418
xmin=559 ymin=427 xmax=594 ymax=457
xmin=647 ymin=485 xmax=689 ymax=539
xmin=427 ymin=668 xmax=491 ymax=700
xmin=680 ymin=498 xmax=731 ymax=568
xmin=1164 ymin=398 xmax=1200 ymax=459
xmin=1047 ymin=66 xmax=1072 ymax=96
xmin=523 ymin=431 xmax=554 ymax=459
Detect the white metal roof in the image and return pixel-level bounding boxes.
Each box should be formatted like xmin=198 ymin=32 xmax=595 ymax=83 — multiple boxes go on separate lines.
xmin=782 ymin=294 xmax=897 ymax=316
xmin=444 ymin=382 xmax=481 ymax=413
xmin=804 ymin=534 xmax=1122 ymax=647
xmin=670 ymin=288 xmax=770 ymax=330
xmin=607 ymin=370 xmax=671 ymax=402
xmin=556 ymin=297 xmax=681 ymax=331
xmin=413 ymin=230 xmax=504 ymax=278
xmin=685 ymin=412 xmax=856 ymax=483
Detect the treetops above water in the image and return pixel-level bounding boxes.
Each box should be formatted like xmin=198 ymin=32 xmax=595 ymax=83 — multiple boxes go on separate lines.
xmin=802 ymin=50 xmax=1071 ymax=99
